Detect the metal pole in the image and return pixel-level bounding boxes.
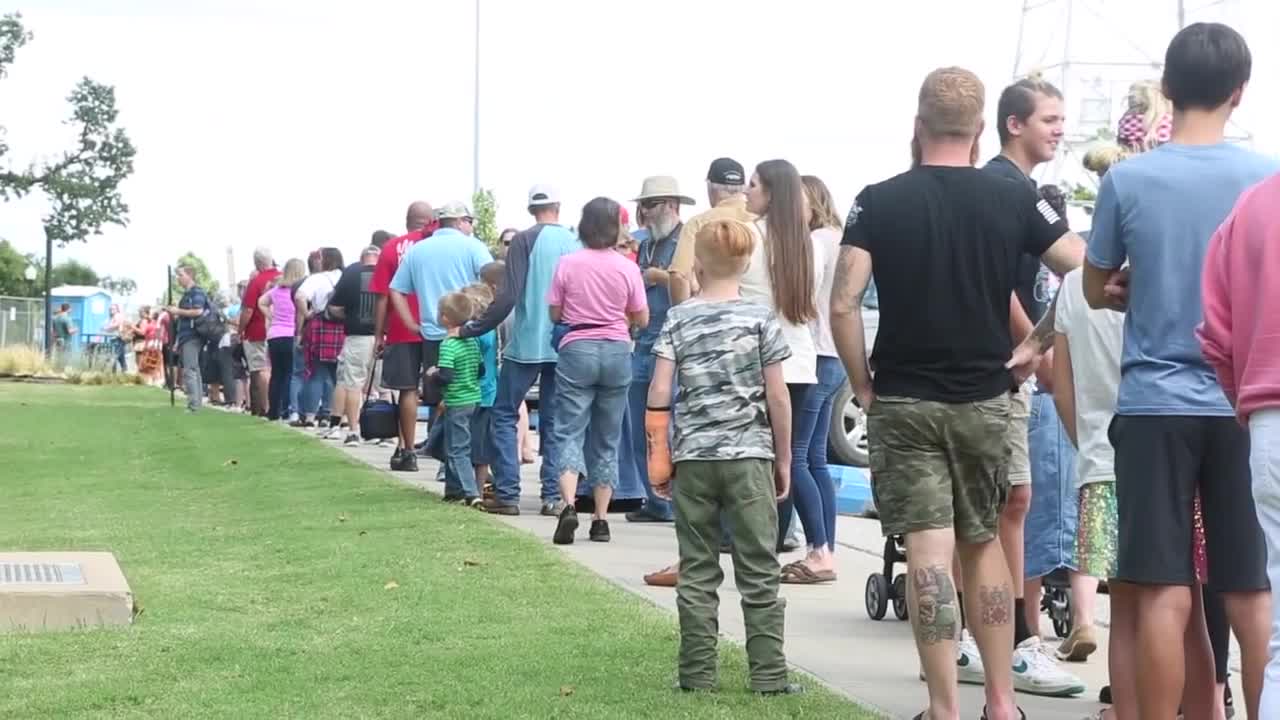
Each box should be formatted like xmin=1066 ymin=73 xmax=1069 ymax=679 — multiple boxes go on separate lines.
xmin=43 ymin=227 xmax=52 ymax=358
xmin=1177 ymin=0 xmax=1186 ymax=28
xmin=472 ymin=0 xmax=481 ymax=194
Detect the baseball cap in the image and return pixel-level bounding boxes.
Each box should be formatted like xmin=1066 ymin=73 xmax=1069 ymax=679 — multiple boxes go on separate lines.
xmin=707 ymin=157 xmax=746 ymax=186
xmin=435 ymin=202 xmax=474 ymax=220
xmin=527 ymin=184 xmax=561 ymax=207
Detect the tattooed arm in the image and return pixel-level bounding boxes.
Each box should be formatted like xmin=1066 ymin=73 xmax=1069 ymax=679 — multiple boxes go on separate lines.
xmin=830 ymin=245 xmax=874 ymax=410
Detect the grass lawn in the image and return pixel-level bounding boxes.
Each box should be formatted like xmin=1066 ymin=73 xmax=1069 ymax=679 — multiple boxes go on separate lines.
xmin=0 ymin=384 xmax=877 ymax=719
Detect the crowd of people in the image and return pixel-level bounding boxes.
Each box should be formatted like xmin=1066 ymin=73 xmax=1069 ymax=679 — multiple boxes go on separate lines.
xmin=148 ymin=20 xmax=1280 ymax=720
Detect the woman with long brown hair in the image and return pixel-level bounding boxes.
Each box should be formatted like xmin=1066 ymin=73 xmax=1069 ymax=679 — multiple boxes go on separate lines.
xmin=774 ymin=175 xmax=849 ymax=583
xmin=743 ymin=159 xmax=819 ymax=556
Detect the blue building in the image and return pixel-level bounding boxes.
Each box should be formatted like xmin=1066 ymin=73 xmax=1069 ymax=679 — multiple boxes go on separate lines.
xmin=49 ymin=285 xmax=113 ymax=349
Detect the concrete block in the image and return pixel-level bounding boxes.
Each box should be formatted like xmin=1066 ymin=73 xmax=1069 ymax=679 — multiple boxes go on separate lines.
xmin=0 ymin=552 xmax=134 ymax=633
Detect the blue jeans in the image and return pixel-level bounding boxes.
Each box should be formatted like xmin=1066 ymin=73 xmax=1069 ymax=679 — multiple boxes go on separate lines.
xmin=491 ymin=360 xmax=561 ymax=505
xmin=1024 ymin=390 xmax=1079 ymax=577
xmin=790 ymin=356 xmax=846 ymax=551
xmin=111 ymin=337 xmax=127 ymax=373
xmin=552 ymin=340 xmax=632 ymax=488
xmin=619 ymin=352 xmax=674 ymax=517
xmin=776 ymin=383 xmax=813 ymax=546
xmin=302 ymin=361 xmax=336 ymax=419
xmin=179 ymin=338 xmax=203 ymax=411
xmin=443 ymin=404 xmax=479 ymax=498
xmin=290 ymin=345 xmax=306 ymax=417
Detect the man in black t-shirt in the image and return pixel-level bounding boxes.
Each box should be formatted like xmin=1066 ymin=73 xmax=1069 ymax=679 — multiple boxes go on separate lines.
xmin=829 ymin=67 xmax=1084 ymax=720
xmin=328 ymin=245 xmax=382 ymax=445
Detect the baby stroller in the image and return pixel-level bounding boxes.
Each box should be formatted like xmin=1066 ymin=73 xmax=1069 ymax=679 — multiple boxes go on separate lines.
xmin=865 ymin=535 xmax=910 ymax=621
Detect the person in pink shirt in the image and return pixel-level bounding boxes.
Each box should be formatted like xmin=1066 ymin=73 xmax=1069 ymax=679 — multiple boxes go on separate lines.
xmin=545 ymin=197 xmax=649 ymax=546
xmin=260 ymin=258 xmax=306 ymax=420
xmin=1198 ymin=171 xmax=1280 ymax=720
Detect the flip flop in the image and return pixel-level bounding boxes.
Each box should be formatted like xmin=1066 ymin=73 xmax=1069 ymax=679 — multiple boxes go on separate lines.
xmin=780 ymin=563 xmax=836 ymax=584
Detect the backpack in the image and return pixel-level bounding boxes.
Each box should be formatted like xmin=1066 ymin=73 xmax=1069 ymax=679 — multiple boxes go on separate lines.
xmin=193 ymin=291 xmax=227 ymax=342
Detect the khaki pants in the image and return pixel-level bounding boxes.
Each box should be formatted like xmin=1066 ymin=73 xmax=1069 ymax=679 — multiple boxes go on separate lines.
xmin=673 ymin=458 xmax=788 ymax=691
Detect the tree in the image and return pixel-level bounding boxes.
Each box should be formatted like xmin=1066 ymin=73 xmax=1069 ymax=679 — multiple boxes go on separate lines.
xmin=0 ymin=12 xmax=136 ymax=355
xmin=49 ymin=259 xmax=99 ymax=287
xmin=100 ymin=276 xmax=136 ymax=297
xmin=173 ymin=251 xmax=220 ymax=299
xmin=471 ymin=188 xmax=499 ymax=255
xmin=0 ymin=239 xmax=38 ymax=296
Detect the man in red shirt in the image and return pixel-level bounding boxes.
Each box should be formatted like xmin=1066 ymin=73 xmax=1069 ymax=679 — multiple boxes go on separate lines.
xmin=238 ymin=246 xmax=282 ymax=416
xmin=371 ymin=201 xmax=437 ymax=471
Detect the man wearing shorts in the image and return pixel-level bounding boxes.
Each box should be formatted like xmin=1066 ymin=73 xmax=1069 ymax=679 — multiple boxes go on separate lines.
xmin=830 ymin=67 xmax=1083 ymax=720
xmin=389 ymin=202 xmax=492 ymax=463
xmin=328 ymin=245 xmax=381 ymax=446
xmin=1083 ymin=23 xmax=1274 ymax=719
xmin=238 ymin=246 xmax=281 ymax=416
xmin=370 ymin=201 xmax=435 ymax=471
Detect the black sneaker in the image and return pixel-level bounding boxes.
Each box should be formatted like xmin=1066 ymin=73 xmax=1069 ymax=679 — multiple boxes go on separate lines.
xmin=290 ymin=419 xmax=315 ymax=428
xmin=343 ymin=434 xmax=361 ymax=446
xmin=399 ymin=452 xmax=418 ymax=472
xmin=756 ymin=684 xmax=804 ymax=697
xmin=552 ymin=506 xmax=578 ymax=545
xmin=317 ymin=418 xmax=330 ymax=429
xmin=589 ymin=519 xmax=610 ymax=543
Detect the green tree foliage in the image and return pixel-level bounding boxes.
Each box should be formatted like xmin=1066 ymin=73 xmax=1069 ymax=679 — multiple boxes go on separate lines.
xmin=48 ymin=258 xmax=99 ymax=287
xmin=471 ymin=188 xmax=499 ymax=254
xmin=100 ymin=275 xmax=136 ymax=297
xmin=0 ymin=13 xmax=136 ymax=245
xmin=173 ymin=252 xmax=220 ymax=299
xmin=0 ymin=239 xmax=38 ymax=295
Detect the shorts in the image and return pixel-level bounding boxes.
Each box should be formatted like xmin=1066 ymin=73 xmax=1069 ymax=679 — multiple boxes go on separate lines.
xmin=1024 ymin=391 xmax=1079 ymax=577
xmin=1075 ymin=482 xmax=1118 ymax=580
xmin=868 ymin=393 xmax=1010 ymax=544
xmin=1111 ymin=414 xmax=1268 ymax=591
xmin=381 ymin=342 xmax=422 ymax=391
xmin=244 ymin=340 xmax=270 ymax=373
xmin=470 ymin=406 xmax=495 ymax=465
xmin=419 ymin=338 xmax=443 ymax=406
xmin=336 ymin=335 xmax=376 ymax=390
xmin=1004 ymin=385 xmax=1032 ymax=486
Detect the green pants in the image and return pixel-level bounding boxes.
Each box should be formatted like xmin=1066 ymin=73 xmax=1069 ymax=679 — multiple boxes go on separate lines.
xmin=673 ymin=458 xmax=787 ymax=691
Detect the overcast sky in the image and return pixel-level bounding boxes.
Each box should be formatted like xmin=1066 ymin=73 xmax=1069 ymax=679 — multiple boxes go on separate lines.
xmin=2 ymin=0 xmax=1276 ymax=303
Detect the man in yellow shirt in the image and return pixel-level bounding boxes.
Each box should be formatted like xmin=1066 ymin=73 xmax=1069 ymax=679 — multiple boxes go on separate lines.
xmin=668 ymin=158 xmax=757 ymax=305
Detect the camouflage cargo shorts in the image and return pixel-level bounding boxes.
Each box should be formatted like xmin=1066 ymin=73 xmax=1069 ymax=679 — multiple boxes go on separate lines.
xmin=867 ymin=393 xmax=1011 ymax=544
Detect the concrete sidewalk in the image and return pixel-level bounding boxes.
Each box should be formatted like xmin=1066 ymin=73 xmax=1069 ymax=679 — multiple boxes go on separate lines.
xmin=321 ymin=425 xmax=1240 ymax=720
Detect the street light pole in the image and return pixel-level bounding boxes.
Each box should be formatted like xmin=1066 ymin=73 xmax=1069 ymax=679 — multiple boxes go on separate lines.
xmin=43 ymin=226 xmax=52 ymax=358
xmin=472 ymin=0 xmax=481 ymax=194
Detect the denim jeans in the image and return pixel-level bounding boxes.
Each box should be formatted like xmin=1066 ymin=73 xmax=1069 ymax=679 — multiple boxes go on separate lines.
xmin=1024 ymin=390 xmax=1079 ymax=578
xmin=790 ymin=356 xmax=847 ymax=551
xmin=111 ymin=337 xmax=127 ymax=373
xmin=179 ymin=338 xmax=203 ymax=411
xmin=775 ymin=383 xmax=813 ymax=546
xmin=267 ymin=338 xmax=294 ymax=420
xmin=1249 ymin=408 xmax=1280 ymax=720
xmin=552 ymin=340 xmax=632 ymax=488
xmin=619 ymin=352 xmax=674 ymax=517
xmin=491 ymin=360 xmax=560 ymax=505
xmin=290 ymin=345 xmax=306 ymax=416
xmin=302 ymin=361 xmax=336 ymax=419
xmin=444 ymin=404 xmax=479 ymax=498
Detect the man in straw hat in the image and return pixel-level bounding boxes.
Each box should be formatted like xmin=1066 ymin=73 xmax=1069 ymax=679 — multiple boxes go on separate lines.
xmin=830 ymin=66 xmax=1084 ymax=720
xmin=617 ymin=175 xmax=694 ymax=527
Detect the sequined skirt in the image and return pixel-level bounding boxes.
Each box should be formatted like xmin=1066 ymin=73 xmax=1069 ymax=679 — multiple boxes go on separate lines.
xmin=1075 ymin=482 xmax=1118 ymax=579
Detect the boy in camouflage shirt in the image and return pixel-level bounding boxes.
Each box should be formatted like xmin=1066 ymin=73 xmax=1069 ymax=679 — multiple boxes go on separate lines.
xmin=647 ymin=219 xmax=801 ymax=695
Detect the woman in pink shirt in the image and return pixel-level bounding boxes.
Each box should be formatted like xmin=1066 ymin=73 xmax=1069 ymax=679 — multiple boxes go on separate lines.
xmin=1199 ymin=171 xmax=1280 ymax=720
xmin=545 ymin=197 xmax=649 ymax=545
xmin=260 ymin=258 xmax=306 ymax=420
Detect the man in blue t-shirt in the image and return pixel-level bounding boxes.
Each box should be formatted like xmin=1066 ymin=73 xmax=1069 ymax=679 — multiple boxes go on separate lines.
xmin=1082 ymin=23 xmax=1276 ymax=719
xmin=461 ymin=184 xmax=581 ymax=517
xmin=165 ymin=265 xmax=211 ymax=412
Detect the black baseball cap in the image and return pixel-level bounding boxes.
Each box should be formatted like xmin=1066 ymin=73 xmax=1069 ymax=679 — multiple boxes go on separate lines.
xmin=706 ymin=157 xmax=745 ymax=186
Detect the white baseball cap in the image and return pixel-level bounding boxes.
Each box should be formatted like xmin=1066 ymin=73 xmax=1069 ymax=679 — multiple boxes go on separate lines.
xmin=527 ymin=184 xmax=561 ymax=207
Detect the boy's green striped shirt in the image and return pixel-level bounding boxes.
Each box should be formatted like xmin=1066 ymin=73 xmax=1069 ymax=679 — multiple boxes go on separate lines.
xmin=438 ymin=336 xmax=483 ymax=406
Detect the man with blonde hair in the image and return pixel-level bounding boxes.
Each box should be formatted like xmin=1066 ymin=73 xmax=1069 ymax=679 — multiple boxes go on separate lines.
xmin=830 ymin=67 xmax=1084 ymax=720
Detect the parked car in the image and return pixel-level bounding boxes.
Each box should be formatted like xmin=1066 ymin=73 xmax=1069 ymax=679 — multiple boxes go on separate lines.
xmin=828 ymin=289 xmax=879 ymax=468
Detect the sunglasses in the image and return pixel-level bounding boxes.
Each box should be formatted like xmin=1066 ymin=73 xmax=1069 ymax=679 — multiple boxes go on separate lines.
xmin=640 ymin=198 xmax=669 ymax=210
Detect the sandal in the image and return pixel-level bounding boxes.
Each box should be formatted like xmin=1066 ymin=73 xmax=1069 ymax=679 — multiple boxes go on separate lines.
xmin=780 ymin=562 xmax=836 ymax=584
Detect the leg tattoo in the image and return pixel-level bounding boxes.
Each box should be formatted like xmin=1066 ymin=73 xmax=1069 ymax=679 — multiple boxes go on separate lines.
xmin=978 ymin=584 xmax=1012 ymax=627
xmin=912 ymin=565 xmax=958 ymax=645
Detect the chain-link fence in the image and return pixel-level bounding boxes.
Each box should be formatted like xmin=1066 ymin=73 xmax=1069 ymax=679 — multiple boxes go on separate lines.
xmin=0 ymin=296 xmax=45 ymax=350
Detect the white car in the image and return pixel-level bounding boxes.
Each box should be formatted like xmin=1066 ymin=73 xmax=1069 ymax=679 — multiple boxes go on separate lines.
xmin=827 ymin=295 xmax=879 ymax=468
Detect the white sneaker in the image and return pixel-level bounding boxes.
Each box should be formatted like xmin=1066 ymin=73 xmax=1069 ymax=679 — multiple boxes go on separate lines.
xmin=287 ymin=412 xmax=300 ymax=423
xmin=1012 ymin=637 xmax=1086 ymax=697
xmin=956 ymin=630 xmax=986 ymax=685
xmin=323 ymin=428 xmax=345 ymax=441
xmin=916 ymin=630 xmax=985 ymax=685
